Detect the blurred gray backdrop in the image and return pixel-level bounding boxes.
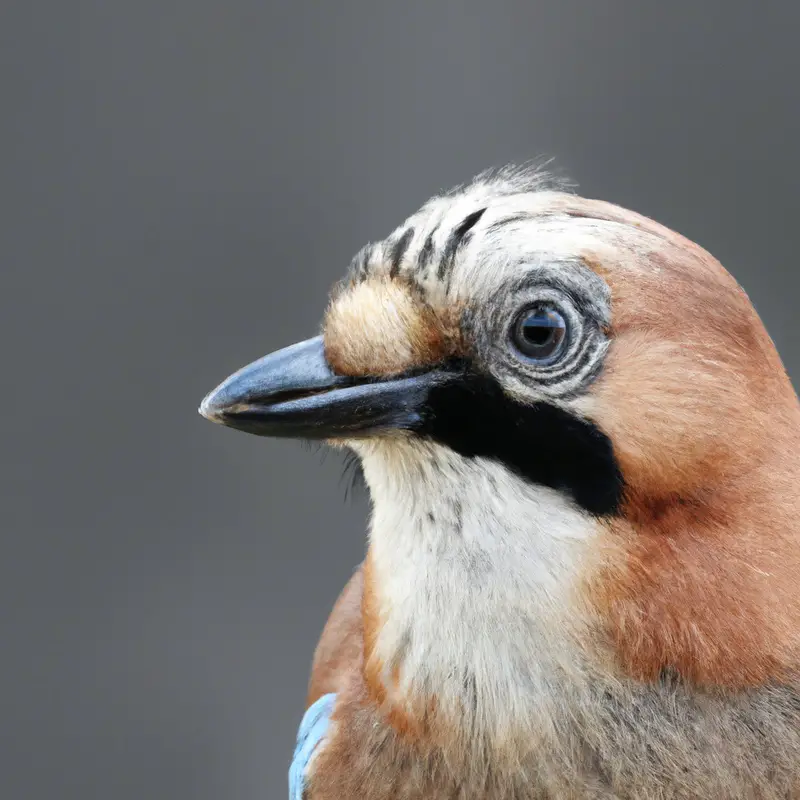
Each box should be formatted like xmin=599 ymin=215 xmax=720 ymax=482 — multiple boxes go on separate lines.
xmin=2 ymin=1 xmax=798 ymax=798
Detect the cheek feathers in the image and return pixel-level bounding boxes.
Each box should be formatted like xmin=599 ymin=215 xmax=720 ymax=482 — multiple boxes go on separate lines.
xmin=577 ymin=247 xmax=800 ymax=689
xmin=323 ymin=278 xmax=459 ymax=376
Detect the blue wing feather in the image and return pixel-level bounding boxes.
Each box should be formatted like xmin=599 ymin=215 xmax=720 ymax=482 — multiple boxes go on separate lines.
xmin=289 ymin=693 xmax=337 ymax=800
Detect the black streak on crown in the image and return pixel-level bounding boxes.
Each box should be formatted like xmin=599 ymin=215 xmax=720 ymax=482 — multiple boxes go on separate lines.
xmin=438 ymin=208 xmax=487 ymax=282
xmin=389 ymin=228 xmax=415 ymax=279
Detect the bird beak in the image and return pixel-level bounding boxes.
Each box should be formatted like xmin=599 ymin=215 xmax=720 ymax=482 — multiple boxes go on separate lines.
xmin=199 ymin=335 xmax=453 ymax=439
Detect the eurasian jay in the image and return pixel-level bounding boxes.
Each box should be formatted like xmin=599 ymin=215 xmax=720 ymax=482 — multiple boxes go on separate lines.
xmin=200 ymin=165 xmax=800 ymax=799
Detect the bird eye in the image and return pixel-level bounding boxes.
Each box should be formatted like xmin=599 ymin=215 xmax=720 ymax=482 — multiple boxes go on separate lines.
xmin=511 ymin=305 xmax=568 ymax=364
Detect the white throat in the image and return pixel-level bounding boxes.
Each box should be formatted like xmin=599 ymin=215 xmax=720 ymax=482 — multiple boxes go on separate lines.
xmin=352 ymin=437 xmax=601 ymax=746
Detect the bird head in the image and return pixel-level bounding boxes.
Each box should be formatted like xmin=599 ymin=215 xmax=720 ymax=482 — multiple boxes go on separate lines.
xmin=201 ymin=166 xmax=800 ymax=707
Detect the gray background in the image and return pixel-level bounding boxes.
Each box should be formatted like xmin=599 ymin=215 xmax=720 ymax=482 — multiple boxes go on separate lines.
xmin=2 ymin=1 xmax=798 ymax=798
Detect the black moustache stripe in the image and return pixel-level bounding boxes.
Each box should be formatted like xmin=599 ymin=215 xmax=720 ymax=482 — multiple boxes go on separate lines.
xmin=415 ymin=371 xmax=623 ymax=516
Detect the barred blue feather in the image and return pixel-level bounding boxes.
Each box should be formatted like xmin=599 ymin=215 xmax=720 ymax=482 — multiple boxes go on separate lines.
xmin=289 ymin=693 xmax=336 ymax=800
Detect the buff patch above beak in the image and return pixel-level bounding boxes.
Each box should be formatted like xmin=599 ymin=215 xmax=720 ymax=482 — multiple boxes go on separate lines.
xmin=323 ymin=278 xmax=460 ymax=377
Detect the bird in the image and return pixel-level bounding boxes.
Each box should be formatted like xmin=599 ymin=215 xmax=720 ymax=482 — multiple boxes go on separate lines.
xmin=199 ymin=164 xmax=800 ymax=799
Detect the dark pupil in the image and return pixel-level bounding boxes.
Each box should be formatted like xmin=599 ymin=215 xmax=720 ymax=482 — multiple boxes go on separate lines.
xmin=522 ymin=315 xmax=557 ymax=345
xmin=515 ymin=307 xmax=566 ymax=360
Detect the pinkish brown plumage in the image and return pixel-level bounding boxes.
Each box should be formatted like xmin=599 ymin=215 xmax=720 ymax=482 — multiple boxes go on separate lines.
xmin=201 ymin=165 xmax=800 ymax=798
